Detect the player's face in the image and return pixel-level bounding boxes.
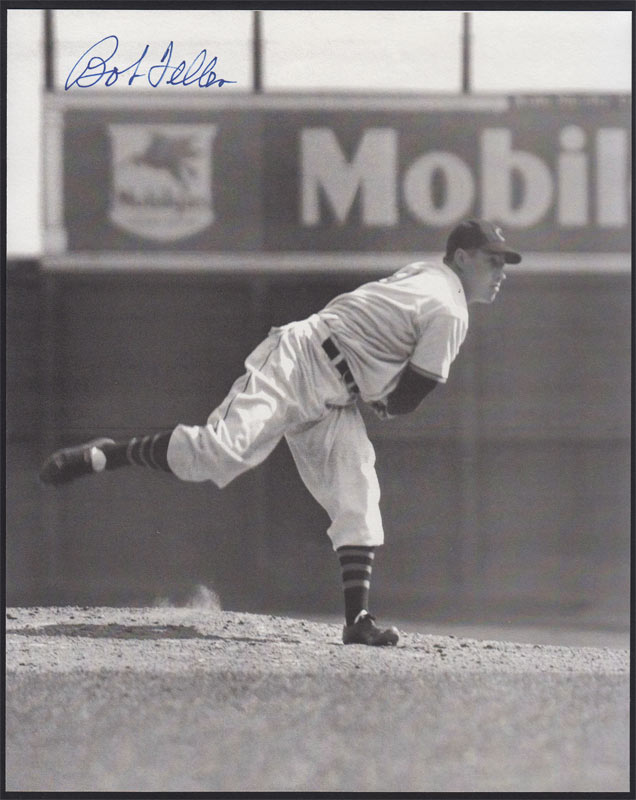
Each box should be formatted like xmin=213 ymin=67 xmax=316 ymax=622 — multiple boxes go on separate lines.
xmin=463 ymin=248 xmax=507 ymax=304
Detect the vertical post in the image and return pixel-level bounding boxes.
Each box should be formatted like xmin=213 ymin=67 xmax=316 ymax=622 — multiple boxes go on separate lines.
xmin=462 ymin=12 xmax=471 ymax=95
xmin=44 ymin=8 xmax=54 ymax=92
xmin=253 ymin=9 xmax=263 ymax=94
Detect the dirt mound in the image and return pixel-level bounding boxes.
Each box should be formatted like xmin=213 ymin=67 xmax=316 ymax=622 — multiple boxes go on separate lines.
xmin=6 ymin=605 xmax=629 ymax=676
xmin=5 ymin=607 xmax=630 ymax=792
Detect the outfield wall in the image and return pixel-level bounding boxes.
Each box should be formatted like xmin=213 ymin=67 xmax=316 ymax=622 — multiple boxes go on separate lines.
xmin=6 ymin=260 xmax=630 ymax=628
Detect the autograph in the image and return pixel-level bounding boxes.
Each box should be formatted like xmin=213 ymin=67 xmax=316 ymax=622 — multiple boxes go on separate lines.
xmin=65 ymin=35 xmax=237 ymax=89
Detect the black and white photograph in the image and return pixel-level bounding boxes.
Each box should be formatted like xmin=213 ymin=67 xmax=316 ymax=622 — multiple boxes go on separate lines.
xmin=4 ymin=3 xmax=632 ymax=794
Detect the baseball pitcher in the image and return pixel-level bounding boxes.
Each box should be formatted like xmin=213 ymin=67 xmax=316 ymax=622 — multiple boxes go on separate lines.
xmin=40 ymin=219 xmax=522 ymax=646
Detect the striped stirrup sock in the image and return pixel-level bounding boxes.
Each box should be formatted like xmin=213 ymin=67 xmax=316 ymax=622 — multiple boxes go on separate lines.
xmin=101 ymin=432 xmax=173 ymax=473
xmin=337 ymin=545 xmax=376 ymax=626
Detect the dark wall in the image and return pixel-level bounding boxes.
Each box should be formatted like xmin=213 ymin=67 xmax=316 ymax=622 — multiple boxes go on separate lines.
xmin=6 ymin=261 xmax=631 ymax=629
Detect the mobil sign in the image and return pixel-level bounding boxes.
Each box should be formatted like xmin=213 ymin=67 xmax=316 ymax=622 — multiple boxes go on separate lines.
xmin=301 ymin=121 xmax=626 ymax=227
xmin=60 ymin=95 xmax=630 ymax=254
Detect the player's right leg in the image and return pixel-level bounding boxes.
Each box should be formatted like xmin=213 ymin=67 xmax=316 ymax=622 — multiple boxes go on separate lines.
xmin=39 ymin=433 xmax=174 ymax=486
xmin=40 ymin=331 xmax=295 ymax=488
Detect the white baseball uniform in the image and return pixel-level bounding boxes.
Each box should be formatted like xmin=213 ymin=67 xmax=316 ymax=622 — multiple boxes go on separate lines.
xmin=167 ymin=261 xmax=468 ymax=550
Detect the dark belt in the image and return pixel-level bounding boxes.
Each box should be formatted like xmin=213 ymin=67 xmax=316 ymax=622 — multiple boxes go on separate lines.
xmin=322 ymin=337 xmax=360 ymax=394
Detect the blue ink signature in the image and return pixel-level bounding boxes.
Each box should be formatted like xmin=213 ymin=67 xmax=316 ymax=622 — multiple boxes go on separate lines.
xmin=65 ymin=35 xmax=237 ymax=90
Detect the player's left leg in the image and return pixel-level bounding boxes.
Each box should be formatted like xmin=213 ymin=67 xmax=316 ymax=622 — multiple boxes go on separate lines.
xmin=285 ymin=406 xmax=399 ymax=646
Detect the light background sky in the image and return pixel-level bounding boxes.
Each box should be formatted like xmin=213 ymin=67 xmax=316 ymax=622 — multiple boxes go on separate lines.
xmin=6 ymin=8 xmax=632 ymax=256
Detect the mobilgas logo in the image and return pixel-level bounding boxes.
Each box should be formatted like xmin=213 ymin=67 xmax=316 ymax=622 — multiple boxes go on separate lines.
xmin=300 ymin=126 xmax=629 ymax=228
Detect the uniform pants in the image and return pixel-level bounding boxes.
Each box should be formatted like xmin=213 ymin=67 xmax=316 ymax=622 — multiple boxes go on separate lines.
xmin=166 ymin=314 xmax=384 ymax=550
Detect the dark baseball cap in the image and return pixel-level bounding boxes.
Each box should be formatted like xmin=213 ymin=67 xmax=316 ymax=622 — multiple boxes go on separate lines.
xmin=445 ymin=219 xmax=522 ymax=264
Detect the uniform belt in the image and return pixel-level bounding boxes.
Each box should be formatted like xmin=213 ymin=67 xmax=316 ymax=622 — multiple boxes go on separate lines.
xmin=322 ymin=337 xmax=360 ymax=394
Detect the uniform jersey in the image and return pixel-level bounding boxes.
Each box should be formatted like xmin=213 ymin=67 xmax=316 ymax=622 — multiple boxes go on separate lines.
xmin=318 ymin=261 xmax=469 ymax=402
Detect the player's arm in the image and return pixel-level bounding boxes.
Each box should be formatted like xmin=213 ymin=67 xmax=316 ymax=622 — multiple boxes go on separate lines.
xmin=385 ymin=365 xmax=438 ymax=415
xmin=371 ymin=366 xmax=438 ymax=419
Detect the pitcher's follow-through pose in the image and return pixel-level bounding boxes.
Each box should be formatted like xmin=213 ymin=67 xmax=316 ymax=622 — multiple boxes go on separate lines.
xmin=40 ymin=219 xmax=522 ymax=646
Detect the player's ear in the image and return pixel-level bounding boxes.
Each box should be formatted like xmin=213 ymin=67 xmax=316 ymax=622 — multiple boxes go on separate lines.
xmin=453 ymin=248 xmax=468 ymax=271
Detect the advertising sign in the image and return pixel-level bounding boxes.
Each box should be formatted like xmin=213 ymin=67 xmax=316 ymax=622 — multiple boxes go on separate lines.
xmin=46 ymin=94 xmax=630 ymax=262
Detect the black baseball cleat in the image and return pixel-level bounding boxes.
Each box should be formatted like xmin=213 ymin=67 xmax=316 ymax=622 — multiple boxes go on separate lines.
xmin=39 ymin=438 xmax=114 ymax=486
xmin=342 ymin=611 xmax=399 ymax=646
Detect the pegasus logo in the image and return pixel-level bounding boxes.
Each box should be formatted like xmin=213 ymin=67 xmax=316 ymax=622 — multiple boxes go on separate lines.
xmin=132 ymin=134 xmax=200 ymax=191
xmin=108 ymin=123 xmax=217 ymax=241
xmin=494 ymin=226 xmax=505 ymax=241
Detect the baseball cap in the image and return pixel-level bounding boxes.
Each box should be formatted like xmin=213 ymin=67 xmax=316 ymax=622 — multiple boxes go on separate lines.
xmin=445 ymin=219 xmax=522 ymax=264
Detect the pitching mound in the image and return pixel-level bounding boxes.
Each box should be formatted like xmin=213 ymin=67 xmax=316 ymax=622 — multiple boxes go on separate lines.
xmin=6 ymin=606 xmax=630 ymax=792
